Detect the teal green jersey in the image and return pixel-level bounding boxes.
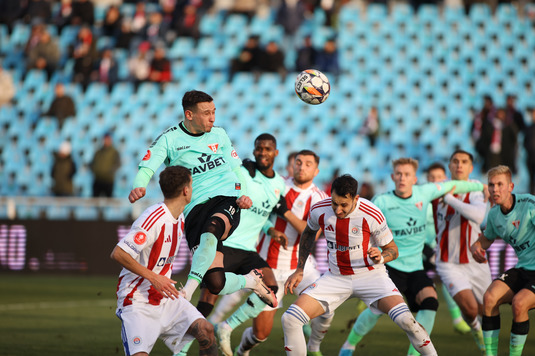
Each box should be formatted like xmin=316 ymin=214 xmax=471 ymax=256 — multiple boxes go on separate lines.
xmin=373 ymin=180 xmax=484 ymax=272
xmin=484 ymin=194 xmax=535 ymax=271
xmin=223 ymin=167 xmax=286 ymax=252
xmin=425 ymin=205 xmax=437 ymax=248
xmin=137 ymin=123 xmax=242 ymax=216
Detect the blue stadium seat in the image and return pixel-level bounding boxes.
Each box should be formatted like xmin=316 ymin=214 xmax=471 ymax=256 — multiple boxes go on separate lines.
xmin=46 ymin=205 xmax=72 ymax=220
xmin=199 ymin=12 xmax=223 ymax=36
xmin=469 ymin=3 xmax=491 ymax=23
xmin=73 ymin=206 xmax=99 ymax=220
xmin=366 ymin=3 xmax=387 ymax=22
xmin=417 ymin=4 xmax=439 ymax=23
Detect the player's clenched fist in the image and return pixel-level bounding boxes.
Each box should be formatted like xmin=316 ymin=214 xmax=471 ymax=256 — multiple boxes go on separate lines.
xmin=129 ymin=187 xmax=146 ymax=203
xmin=236 ymin=195 xmax=252 ymax=209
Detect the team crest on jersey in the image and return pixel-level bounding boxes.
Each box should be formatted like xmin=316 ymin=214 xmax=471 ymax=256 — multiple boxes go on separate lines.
xmin=142 ymin=150 xmax=151 ymax=161
xmin=231 ymin=149 xmax=239 ymax=159
xmin=296 ymin=201 xmax=304 ymax=208
xmin=351 ymin=227 xmax=359 ymax=234
xmin=134 ymin=232 xmax=146 ymax=245
xmin=208 ymin=143 xmax=219 ymax=153
xmin=512 ymin=220 xmax=520 ymax=229
xmin=133 ymin=336 xmax=142 ymax=345
xmin=415 ymin=201 xmax=423 ymax=210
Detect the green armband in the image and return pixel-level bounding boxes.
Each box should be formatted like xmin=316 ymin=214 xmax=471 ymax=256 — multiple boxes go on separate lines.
xmin=132 ymin=167 xmax=154 ymax=189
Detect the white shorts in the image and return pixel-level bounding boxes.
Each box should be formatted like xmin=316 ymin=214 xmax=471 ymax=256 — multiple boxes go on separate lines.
xmin=264 ymin=255 xmax=321 ymax=311
xmin=116 ymin=298 xmax=204 ymax=355
xmin=436 ymin=260 xmax=492 ymax=304
xmin=303 ymin=267 xmax=402 ymax=315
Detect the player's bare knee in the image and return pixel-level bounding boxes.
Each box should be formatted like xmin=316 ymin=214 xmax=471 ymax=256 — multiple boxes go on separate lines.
xmin=511 ymin=296 xmax=528 ymax=317
xmin=483 ymin=290 xmax=498 ymax=310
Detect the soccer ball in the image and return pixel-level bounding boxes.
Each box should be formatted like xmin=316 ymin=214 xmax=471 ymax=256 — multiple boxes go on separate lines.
xmin=294 ymin=69 xmax=330 ymax=105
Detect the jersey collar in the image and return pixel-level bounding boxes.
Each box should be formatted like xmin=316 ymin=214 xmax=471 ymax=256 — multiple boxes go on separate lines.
xmin=179 ymin=122 xmax=204 ymax=137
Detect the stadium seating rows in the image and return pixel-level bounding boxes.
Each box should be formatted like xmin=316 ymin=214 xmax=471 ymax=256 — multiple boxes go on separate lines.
xmin=0 ymin=2 xmax=532 ymax=220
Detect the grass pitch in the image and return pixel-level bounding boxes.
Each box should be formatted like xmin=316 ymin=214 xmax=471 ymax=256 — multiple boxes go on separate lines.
xmin=1 ymin=274 xmax=534 ymax=356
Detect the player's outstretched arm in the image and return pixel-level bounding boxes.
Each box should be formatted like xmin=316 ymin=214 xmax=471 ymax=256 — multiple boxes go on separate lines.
xmin=111 ymin=246 xmax=179 ymax=299
xmin=470 ymin=234 xmax=493 ymax=263
xmin=129 ymin=187 xmax=146 ymax=203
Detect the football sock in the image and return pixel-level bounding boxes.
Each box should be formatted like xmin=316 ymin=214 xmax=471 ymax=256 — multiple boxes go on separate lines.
xmin=183 ymin=232 xmax=218 ymax=299
xmin=482 ymin=315 xmax=500 ymax=356
xmin=307 ymin=311 xmax=334 ymax=352
xmin=227 ymin=294 xmax=266 ymax=329
xmin=282 ymin=304 xmax=310 ymax=355
xmin=346 ymin=307 xmax=381 ymax=346
xmin=510 ymin=320 xmax=529 ymax=356
xmin=237 ymin=326 xmax=265 ymax=354
xmin=218 ymin=272 xmax=246 ymax=295
xmin=208 ymin=290 xmax=247 ymax=324
xmin=388 ymin=303 xmax=436 ymax=356
xmin=468 ymin=317 xmax=485 ymax=352
xmin=408 ymin=298 xmax=437 ymax=356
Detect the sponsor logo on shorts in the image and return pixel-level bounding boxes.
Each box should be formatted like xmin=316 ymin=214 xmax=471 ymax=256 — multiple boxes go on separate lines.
xmin=133 ymin=336 xmax=142 ymax=345
xmin=498 ymin=273 xmax=508 ymax=281
xmin=142 ymin=150 xmax=151 ymax=161
xmin=134 ymin=232 xmax=146 ymax=245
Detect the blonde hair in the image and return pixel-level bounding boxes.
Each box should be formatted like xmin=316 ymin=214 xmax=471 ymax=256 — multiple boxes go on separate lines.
xmin=392 ymin=158 xmax=419 ymax=172
xmin=487 ymin=165 xmax=512 ymax=182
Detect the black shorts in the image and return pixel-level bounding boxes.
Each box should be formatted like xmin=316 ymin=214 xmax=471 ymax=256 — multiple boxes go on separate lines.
xmin=184 ymin=196 xmax=241 ymax=252
xmin=386 ymin=265 xmax=435 ymax=312
xmin=221 ymin=246 xmax=270 ymax=275
xmin=495 ymin=268 xmax=535 ymax=294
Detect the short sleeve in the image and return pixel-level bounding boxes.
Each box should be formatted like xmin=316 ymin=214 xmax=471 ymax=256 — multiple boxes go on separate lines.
xmin=138 ymin=131 xmax=169 ymax=172
xmin=220 ymin=129 xmax=241 ymax=170
xmin=483 ymin=210 xmax=498 ymax=240
xmin=117 ymin=226 xmax=150 ymax=259
xmin=307 ymin=206 xmax=321 ymax=231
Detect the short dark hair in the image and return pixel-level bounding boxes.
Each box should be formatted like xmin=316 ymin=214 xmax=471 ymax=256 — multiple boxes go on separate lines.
xmin=287 ymin=151 xmax=298 ymax=163
xmin=296 ymin=149 xmax=320 ymax=165
xmin=426 ymin=162 xmax=446 ymax=174
xmin=449 ymin=149 xmax=474 ymax=163
xmin=182 ymin=90 xmax=214 ymax=112
xmin=254 ymin=133 xmax=277 ymax=147
xmin=159 ymin=166 xmax=192 ymax=199
xmin=331 ymin=174 xmax=359 ymax=198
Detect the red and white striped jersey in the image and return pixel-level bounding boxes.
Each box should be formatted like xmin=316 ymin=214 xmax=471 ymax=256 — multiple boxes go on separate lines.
xmin=432 ymin=183 xmax=486 ymax=264
xmin=116 ymin=202 xmax=185 ymax=307
xmin=308 ymin=197 xmax=393 ymax=275
xmin=257 ymin=178 xmax=329 ymax=270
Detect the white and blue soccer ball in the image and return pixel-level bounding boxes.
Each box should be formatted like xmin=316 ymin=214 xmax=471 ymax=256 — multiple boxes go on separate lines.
xmin=294 ymin=69 xmax=330 ymax=105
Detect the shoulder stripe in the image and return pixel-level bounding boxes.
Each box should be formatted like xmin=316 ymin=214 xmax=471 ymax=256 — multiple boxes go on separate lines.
xmin=145 ymin=210 xmax=166 ymax=231
xmin=142 ymin=207 xmax=165 ymax=231
xmin=359 ymin=202 xmax=384 ymax=224
xmin=311 ymin=199 xmax=331 ymax=212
